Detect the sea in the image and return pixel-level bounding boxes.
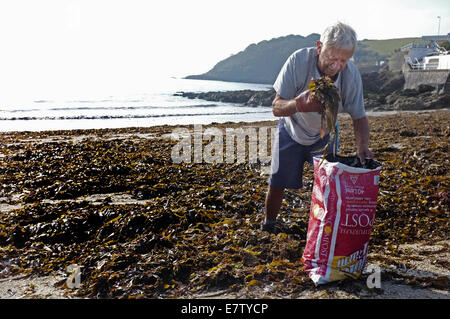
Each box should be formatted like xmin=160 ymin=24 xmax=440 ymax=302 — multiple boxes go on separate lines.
xmin=0 ymin=77 xmax=274 ymax=132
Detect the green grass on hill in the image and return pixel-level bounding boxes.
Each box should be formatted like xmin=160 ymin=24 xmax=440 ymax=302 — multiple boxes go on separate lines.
xmin=359 ymin=37 xmax=421 ymax=56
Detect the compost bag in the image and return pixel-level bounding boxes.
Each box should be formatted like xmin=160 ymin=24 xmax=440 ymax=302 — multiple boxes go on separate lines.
xmin=302 ymin=155 xmax=381 ymax=285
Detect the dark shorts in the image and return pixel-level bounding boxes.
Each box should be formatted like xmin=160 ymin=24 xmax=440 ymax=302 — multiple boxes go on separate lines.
xmin=268 ymin=119 xmax=329 ymax=189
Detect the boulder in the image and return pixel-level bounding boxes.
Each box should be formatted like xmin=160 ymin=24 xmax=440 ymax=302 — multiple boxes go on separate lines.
xmin=245 ymin=89 xmax=276 ymax=107
xmin=424 ymin=93 xmax=450 ymax=109
xmin=379 ymin=74 xmax=405 ymax=94
xmin=393 ymin=97 xmax=425 ymax=110
xmin=417 ymin=84 xmax=436 ymax=94
xmin=364 ymin=93 xmax=385 ymax=110
xmin=361 ymin=68 xmax=405 ymax=95
xmin=174 ymin=89 xmax=276 ymax=107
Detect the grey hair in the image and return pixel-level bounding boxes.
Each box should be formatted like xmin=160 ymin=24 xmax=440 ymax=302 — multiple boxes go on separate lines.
xmin=320 ymin=22 xmax=357 ymax=51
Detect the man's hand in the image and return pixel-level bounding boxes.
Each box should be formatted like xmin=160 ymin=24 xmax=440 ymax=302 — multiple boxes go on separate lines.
xmin=353 ymin=116 xmax=374 ymax=165
xmin=295 ymin=90 xmax=323 ymax=113
xmin=271 ymin=92 xmax=322 ymax=117
xmin=357 ymin=143 xmax=374 ymax=165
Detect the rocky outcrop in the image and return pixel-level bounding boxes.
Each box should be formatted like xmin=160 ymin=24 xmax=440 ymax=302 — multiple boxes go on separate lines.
xmin=362 ymin=67 xmax=450 ymax=111
xmin=245 ymin=90 xmax=276 ymax=106
xmin=365 ymin=87 xmax=450 ymax=111
xmin=361 ymin=68 xmax=405 ymax=95
xmin=175 ymin=89 xmax=276 ymax=107
xmin=382 ymin=87 xmax=450 ymax=111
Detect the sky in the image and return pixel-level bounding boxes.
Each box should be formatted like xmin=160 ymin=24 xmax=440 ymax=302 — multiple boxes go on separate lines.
xmin=0 ymin=0 xmax=449 ymax=99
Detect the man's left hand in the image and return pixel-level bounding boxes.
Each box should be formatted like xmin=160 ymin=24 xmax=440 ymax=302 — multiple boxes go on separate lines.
xmin=353 ymin=117 xmax=374 ymax=165
xmin=357 ymin=143 xmax=374 ymax=165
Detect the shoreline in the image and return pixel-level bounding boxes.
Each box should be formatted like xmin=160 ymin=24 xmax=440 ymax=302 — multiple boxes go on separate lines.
xmin=0 ymin=108 xmax=448 ymax=134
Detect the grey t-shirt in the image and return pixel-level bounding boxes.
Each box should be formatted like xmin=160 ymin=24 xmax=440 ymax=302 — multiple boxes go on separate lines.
xmin=273 ymin=47 xmax=365 ymax=145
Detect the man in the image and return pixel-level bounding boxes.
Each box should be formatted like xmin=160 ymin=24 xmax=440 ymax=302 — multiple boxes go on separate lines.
xmin=262 ymin=22 xmax=374 ymax=233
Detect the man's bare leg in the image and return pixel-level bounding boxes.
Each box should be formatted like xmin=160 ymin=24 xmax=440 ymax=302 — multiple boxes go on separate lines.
xmin=264 ymin=185 xmax=284 ymax=222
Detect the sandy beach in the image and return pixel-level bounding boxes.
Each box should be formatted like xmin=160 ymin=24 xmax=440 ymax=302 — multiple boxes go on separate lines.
xmin=0 ymin=109 xmax=449 ymax=299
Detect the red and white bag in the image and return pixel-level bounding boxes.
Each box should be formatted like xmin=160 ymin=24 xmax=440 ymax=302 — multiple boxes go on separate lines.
xmin=302 ymin=156 xmax=381 ymax=285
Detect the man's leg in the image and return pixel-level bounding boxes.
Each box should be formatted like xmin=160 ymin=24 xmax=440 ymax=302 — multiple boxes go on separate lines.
xmin=261 ymin=185 xmax=285 ymax=233
xmin=262 ymin=119 xmax=304 ymax=233
xmin=264 ymin=185 xmax=284 ymax=222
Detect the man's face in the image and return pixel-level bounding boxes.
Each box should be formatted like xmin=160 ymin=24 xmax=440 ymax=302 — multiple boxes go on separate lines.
xmin=316 ymin=41 xmax=354 ymax=77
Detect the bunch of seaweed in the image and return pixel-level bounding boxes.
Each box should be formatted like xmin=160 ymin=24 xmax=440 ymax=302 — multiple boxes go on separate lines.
xmin=308 ymin=76 xmax=340 ymax=159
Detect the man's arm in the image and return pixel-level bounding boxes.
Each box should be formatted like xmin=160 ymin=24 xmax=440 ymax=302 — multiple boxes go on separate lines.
xmin=353 ymin=116 xmax=374 ymax=164
xmin=272 ymin=94 xmax=297 ymax=117
xmin=272 ymin=91 xmax=322 ymax=117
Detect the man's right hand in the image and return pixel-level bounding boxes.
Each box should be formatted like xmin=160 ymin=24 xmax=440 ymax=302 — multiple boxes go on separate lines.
xmin=295 ymin=90 xmax=323 ymax=113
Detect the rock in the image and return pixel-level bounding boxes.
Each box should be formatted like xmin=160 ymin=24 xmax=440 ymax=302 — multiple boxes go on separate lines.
xmin=361 ymin=71 xmax=383 ymax=94
xmin=361 ymin=68 xmax=405 ymax=95
xmin=400 ymin=89 xmax=421 ymax=97
xmin=383 ymin=86 xmax=450 ymax=110
xmin=417 ymin=84 xmax=436 ymax=94
xmin=175 ymin=89 xmax=275 ymax=107
xmin=175 ymin=90 xmax=255 ymax=104
xmin=393 ymin=97 xmax=425 ymax=110
xmin=379 ymin=73 xmax=405 ymax=94
xmin=364 ymin=94 xmax=386 ymax=110
xmin=425 ymin=93 xmax=450 ymax=109
xmin=245 ymin=89 xmax=276 ymax=107
xmin=385 ymin=91 xmax=401 ymax=105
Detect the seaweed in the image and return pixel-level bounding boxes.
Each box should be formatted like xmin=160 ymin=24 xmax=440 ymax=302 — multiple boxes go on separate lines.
xmin=324 ymin=154 xmax=381 ymax=169
xmin=308 ymin=76 xmax=340 ymax=159
xmin=0 ymin=111 xmax=448 ymax=298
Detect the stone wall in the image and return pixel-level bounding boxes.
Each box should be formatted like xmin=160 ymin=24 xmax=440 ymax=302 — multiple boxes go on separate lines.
xmin=403 ymin=67 xmax=450 ymax=92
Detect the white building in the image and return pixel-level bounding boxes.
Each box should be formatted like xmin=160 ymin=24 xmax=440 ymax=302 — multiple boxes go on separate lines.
xmin=406 ymin=40 xmax=449 ymax=70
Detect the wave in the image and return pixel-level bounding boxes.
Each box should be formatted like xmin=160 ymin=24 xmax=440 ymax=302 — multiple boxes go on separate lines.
xmin=33 ymin=100 xmax=52 ymax=103
xmin=0 ymin=104 xmax=226 ymax=113
xmin=0 ymin=110 xmax=272 ymax=121
xmin=48 ymin=104 xmax=221 ymax=111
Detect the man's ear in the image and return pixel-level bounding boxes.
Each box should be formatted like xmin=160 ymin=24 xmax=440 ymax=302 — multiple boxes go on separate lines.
xmin=316 ymin=41 xmax=322 ymax=54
